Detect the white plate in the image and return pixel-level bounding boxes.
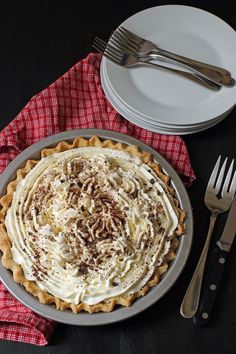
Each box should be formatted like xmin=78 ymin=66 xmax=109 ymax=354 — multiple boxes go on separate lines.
xmin=101 ymin=63 xmax=233 ymax=135
xmin=103 ymin=5 xmax=236 ymax=126
xmin=102 ymin=58 xmax=235 ymax=129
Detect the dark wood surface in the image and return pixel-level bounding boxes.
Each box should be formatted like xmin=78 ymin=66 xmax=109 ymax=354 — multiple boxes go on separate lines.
xmin=0 ymin=1 xmax=236 ymax=353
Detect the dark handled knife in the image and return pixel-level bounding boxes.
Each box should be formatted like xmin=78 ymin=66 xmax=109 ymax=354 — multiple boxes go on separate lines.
xmin=193 ymin=196 xmax=236 ymax=326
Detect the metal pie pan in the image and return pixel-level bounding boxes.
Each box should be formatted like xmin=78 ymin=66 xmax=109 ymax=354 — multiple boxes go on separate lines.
xmin=0 ymin=129 xmax=193 ymax=325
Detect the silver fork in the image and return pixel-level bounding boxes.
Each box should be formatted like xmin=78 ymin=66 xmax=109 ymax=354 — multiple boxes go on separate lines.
xmin=111 ymin=26 xmax=235 ymax=87
xmin=93 ymin=37 xmax=221 ymax=91
xmin=180 ymin=156 xmax=236 ymax=318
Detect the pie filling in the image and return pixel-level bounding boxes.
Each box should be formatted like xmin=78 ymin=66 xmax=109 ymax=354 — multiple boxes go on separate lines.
xmin=5 ymin=147 xmax=178 ymax=305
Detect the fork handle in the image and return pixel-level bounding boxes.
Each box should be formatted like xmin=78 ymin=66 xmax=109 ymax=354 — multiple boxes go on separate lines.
xmin=180 ymin=214 xmax=217 ymax=318
xmin=150 ymin=48 xmax=235 ymax=87
xmin=193 ymin=246 xmax=228 ymax=326
xmin=140 ymin=60 xmax=221 ymax=91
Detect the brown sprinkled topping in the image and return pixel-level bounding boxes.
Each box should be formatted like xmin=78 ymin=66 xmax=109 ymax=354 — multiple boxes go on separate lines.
xmin=78 ymin=262 xmax=88 ymax=275
xmin=9 ymin=147 xmax=180 ymax=306
xmin=131 ymin=190 xmax=138 ymax=199
xmin=35 ymin=207 xmax=39 ymax=215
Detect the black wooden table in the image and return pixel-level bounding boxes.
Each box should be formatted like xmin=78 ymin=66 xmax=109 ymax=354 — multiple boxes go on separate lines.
xmin=1 ymin=1 xmax=236 ymax=353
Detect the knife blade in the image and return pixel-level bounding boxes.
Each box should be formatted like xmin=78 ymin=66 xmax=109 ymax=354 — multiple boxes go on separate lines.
xmin=216 ymin=196 xmax=236 ymax=252
xmin=193 ymin=196 xmax=236 ymax=326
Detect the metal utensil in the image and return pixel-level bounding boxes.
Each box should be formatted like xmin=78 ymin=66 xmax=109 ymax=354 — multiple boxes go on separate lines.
xmin=193 ymin=196 xmax=236 ymax=326
xmin=180 ymin=156 xmax=236 ymax=318
xmin=111 ymin=26 xmax=235 ymax=87
xmin=92 ymin=37 xmax=221 ymax=91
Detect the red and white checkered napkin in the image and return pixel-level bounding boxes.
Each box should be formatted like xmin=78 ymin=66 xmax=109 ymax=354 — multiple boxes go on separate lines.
xmin=0 ymin=53 xmax=195 ymax=345
xmin=0 ymin=283 xmax=56 ymax=345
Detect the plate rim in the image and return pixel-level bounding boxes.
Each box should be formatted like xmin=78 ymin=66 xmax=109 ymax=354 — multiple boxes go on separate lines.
xmin=101 ymin=66 xmax=234 ymax=135
xmin=102 ymin=58 xmax=236 ymax=129
xmin=0 ymin=129 xmax=193 ymax=325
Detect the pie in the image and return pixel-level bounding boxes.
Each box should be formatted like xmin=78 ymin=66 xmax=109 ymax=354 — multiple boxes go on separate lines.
xmin=0 ymin=136 xmax=186 ymax=313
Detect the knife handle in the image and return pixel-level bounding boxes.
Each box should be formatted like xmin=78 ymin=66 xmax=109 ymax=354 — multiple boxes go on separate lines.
xmin=193 ymin=246 xmax=228 ymax=326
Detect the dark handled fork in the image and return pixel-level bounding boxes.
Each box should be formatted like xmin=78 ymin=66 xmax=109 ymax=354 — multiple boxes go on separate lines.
xmin=111 ymin=26 xmax=235 ymax=87
xmin=180 ymin=156 xmax=236 ymax=318
xmin=92 ymin=37 xmax=221 ymax=91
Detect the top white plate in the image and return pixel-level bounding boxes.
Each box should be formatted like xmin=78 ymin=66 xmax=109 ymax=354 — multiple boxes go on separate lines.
xmin=104 ymin=5 xmax=236 ymax=126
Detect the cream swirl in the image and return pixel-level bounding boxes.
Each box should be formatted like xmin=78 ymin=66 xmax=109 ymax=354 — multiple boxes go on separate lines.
xmin=5 ymin=147 xmax=179 ymax=305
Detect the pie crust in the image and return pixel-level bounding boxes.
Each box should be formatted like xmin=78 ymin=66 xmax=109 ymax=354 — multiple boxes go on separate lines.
xmin=0 ymin=136 xmax=186 ymax=313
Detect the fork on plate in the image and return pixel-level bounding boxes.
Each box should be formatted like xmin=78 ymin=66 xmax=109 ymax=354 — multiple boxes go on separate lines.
xmin=92 ymin=37 xmax=221 ymax=91
xmin=180 ymin=156 xmax=236 ymax=318
xmin=110 ymin=26 xmax=235 ymax=87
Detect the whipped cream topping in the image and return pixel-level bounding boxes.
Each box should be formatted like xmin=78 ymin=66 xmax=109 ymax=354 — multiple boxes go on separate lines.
xmin=6 ymin=147 xmax=179 ymax=305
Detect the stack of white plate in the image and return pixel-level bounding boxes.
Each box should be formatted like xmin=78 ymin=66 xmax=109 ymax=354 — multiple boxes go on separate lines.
xmin=100 ymin=5 xmax=236 ymax=135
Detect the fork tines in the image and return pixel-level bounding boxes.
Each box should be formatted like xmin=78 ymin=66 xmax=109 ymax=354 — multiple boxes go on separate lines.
xmin=92 ymin=37 xmax=107 ymax=54
xmin=109 ymin=27 xmax=138 ymax=53
xmin=93 ymin=37 xmax=126 ymax=66
xmin=207 ymin=156 xmax=236 ymax=198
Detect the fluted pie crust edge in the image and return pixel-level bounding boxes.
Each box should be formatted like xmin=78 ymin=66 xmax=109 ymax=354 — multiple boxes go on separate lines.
xmin=0 ymin=136 xmax=186 ymax=313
